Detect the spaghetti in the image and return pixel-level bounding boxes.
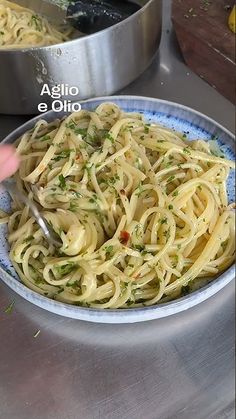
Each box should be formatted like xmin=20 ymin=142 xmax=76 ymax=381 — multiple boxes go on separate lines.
xmin=0 ymin=0 xmax=72 ymax=49
xmin=1 ymin=103 xmax=235 ymax=308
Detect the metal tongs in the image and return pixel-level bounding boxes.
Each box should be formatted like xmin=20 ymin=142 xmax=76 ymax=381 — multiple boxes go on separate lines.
xmin=2 ymin=179 xmax=62 ymax=248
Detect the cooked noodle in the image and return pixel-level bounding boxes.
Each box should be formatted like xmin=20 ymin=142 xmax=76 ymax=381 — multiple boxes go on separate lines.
xmin=0 ymin=0 xmax=73 ymax=49
xmin=1 ymin=103 xmax=235 ymax=308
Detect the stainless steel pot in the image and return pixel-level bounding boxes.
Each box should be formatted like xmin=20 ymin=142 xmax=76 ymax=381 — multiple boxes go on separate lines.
xmin=0 ymin=0 xmax=162 ymax=115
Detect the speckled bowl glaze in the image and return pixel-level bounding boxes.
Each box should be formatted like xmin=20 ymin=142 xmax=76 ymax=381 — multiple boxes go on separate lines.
xmin=0 ymin=96 xmax=235 ymax=323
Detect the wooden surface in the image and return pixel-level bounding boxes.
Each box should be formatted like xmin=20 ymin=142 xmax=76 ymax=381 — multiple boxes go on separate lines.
xmin=172 ymin=0 xmax=236 ymax=104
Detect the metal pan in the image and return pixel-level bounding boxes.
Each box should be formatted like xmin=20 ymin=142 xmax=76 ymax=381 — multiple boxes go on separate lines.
xmin=0 ymin=0 xmax=162 ymax=114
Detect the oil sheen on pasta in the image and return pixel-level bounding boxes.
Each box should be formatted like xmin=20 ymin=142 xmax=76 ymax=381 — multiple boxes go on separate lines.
xmin=1 ymin=103 xmax=235 ymax=309
xmin=0 ymin=0 xmax=72 ymax=48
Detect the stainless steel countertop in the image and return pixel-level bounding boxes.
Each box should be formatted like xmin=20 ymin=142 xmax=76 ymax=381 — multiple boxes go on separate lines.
xmin=0 ymin=2 xmax=235 ymax=419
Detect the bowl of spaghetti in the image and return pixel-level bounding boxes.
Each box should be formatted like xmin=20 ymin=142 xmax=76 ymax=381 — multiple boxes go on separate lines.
xmin=0 ymin=96 xmax=235 ymax=323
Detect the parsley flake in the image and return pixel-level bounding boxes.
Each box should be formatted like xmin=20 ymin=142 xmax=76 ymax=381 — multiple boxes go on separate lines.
xmin=58 ymin=174 xmax=66 ymax=190
xmin=183 ymin=147 xmax=191 ymax=155
xmin=4 ymin=301 xmax=15 ymax=314
xmin=105 ymin=133 xmax=115 ymax=144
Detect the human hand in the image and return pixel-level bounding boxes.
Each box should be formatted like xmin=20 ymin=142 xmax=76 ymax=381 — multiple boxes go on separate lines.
xmin=0 ymin=145 xmax=20 ymax=182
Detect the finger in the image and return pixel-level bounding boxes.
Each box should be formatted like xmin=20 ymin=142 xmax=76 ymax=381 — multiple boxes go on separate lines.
xmin=0 ymin=145 xmax=20 ymax=182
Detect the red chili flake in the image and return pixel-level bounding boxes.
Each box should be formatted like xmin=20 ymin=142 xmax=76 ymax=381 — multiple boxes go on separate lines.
xmin=119 ymin=230 xmax=130 ymax=245
xmin=133 ymin=273 xmax=141 ymax=280
xmin=76 ymin=155 xmax=80 ymax=160
xmin=120 ymin=189 xmax=126 ymax=196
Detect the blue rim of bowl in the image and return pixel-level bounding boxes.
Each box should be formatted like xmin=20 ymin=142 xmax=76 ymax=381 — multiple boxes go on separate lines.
xmin=0 ymin=95 xmax=235 ymax=323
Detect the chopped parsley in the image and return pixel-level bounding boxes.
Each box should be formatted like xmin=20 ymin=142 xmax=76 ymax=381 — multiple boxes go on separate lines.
xmin=4 ymin=300 xmax=15 ymax=314
xmin=57 ymin=288 xmax=64 ymax=295
xmin=120 ymin=282 xmax=129 ymax=291
xmin=84 ymin=163 xmax=93 ymax=178
xmin=135 ymin=183 xmax=144 ymax=197
xmin=108 ymin=174 xmax=120 ymax=185
xmin=163 ymin=228 xmax=170 ymax=240
xmin=132 ymin=244 xmax=145 ymax=252
xmin=69 ymin=201 xmax=78 ymax=212
xmin=54 ymin=263 xmax=77 ymax=276
xmin=135 ymin=158 xmax=142 ymax=170
xmin=67 ymin=280 xmax=80 ymax=289
xmin=31 ymin=15 xmax=42 ymax=31
xmin=160 ymin=217 xmax=168 ymax=225
xmin=66 ymin=120 xmax=76 ymax=130
xmin=52 ymin=149 xmax=72 ymax=162
xmin=23 ymin=235 xmax=34 ymax=243
xmin=73 ymin=191 xmax=83 ymax=198
xmin=66 ymin=121 xmax=87 ymax=137
xmin=183 ymin=147 xmax=191 ymax=155
xmin=105 ymin=133 xmax=115 ymax=144
xmin=34 ymin=277 xmax=45 ymax=285
xmin=167 ymin=175 xmax=175 ymax=183
xmin=89 ymin=194 xmax=99 ymax=205
xmin=74 ymin=128 xmax=87 ymax=137
xmin=104 ymin=245 xmax=114 ymax=256
xmin=58 ymin=174 xmax=66 ymax=190
xmin=40 ymin=134 xmax=51 ymax=142
xmin=134 ymin=224 xmax=143 ymax=238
